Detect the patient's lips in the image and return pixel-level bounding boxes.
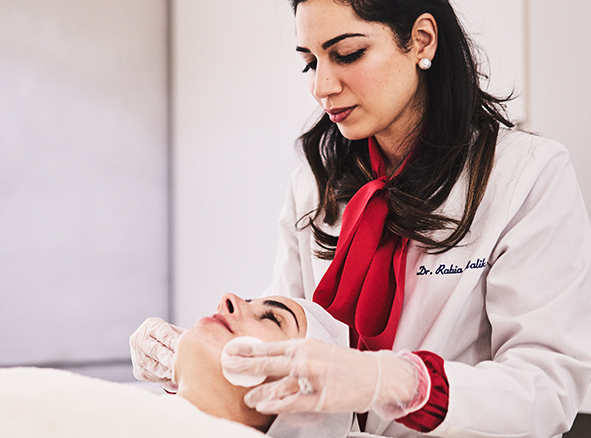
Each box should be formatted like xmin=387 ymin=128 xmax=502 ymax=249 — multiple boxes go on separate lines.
xmin=202 ymin=314 xmax=234 ymax=333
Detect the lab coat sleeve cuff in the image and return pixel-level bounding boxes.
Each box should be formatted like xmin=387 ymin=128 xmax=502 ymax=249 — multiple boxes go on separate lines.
xmin=396 ymin=351 xmax=449 ymax=433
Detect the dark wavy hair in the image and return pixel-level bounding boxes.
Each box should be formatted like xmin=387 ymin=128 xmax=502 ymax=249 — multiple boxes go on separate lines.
xmin=291 ymin=0 xmax=513 ymax=257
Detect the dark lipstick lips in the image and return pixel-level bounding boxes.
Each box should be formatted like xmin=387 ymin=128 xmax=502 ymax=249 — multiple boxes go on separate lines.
xmin=327 ymin=106 xmax=356 ymax=123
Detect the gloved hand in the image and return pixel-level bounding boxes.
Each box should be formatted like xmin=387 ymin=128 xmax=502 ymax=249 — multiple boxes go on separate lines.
xmin=129 ymin=317 xmax=185 ymax=393
xmin=221 ymin=338 xmax=430 ymax=420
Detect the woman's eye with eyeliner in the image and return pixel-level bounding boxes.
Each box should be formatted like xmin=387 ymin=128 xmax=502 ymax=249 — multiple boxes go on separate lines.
xmin=336 ymin=48 xmax=366 ymax=64
xmin=302 ymin=59 xmax=317 ymax=73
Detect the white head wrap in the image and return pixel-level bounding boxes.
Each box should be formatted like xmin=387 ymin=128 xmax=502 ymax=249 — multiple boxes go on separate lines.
xmin=266 ymin=298 xmax=352 ymax=438
xmin=295 ymin=298 xmax=349 ymax=347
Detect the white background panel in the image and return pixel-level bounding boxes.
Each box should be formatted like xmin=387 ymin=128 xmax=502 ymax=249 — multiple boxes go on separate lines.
xmin=0 ymin=0 xmax=169 ymax=376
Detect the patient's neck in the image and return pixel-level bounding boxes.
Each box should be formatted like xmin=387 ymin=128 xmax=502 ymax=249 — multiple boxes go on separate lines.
xmin=177 ymin=374 xmax=275 ymax=433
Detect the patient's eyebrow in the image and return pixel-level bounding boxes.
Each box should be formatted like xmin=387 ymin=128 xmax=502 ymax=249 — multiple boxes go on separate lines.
xmin=263 ymin=299 xmax=300 ymax=332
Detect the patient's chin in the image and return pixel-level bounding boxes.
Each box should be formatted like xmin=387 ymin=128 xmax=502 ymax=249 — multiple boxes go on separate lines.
xmin=175 ymin=328 xmax=276 ymax=431
xmin=179 ymin=382 xmax=275 ymax=433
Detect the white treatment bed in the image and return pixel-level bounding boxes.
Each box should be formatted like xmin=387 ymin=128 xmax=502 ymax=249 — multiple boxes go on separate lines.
xmin=0 ymin=367 xmax=266 ymax=438
xmin=0 ymin=367 xmax=385 ymax=438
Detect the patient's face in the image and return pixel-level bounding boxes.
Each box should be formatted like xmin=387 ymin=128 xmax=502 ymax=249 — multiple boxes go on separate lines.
xmin=175 ymin=294 xmax=306 ymax=372
xmin=173 ymin=294 xmax=307 ymax=431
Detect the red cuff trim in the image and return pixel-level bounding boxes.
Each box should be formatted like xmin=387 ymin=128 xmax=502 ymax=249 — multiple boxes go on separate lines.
xmin=396 ymin=351 xmax=449 ymax=433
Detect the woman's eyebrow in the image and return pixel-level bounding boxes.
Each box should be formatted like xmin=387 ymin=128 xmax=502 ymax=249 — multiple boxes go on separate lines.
xmin=296 ymin=32 xmax=367 ymax=53
xmin=263 ymin=300 xmax=300 ymax=331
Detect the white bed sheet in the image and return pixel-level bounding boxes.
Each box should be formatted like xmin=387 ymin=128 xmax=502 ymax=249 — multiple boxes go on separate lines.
xmin=0 ymin=367 xmax=266 ymax=438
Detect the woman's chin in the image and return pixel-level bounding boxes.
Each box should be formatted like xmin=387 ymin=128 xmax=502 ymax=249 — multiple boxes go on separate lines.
xmin=335 ymin=124 xmax=372 ymax=141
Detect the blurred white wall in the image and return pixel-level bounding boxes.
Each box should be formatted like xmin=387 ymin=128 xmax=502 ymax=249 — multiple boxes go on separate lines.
xmin=0 ymin=0 xmax=169 ymax=381
xmin=527 ymin=0 xmax=591 ymax=414
xmin=452 ymin=0 xmax=526 ymax=122
xmin=172 ymin=0 xmax=316 ymax=326
xmin=528 ymin=0 xmax=591 ymax=213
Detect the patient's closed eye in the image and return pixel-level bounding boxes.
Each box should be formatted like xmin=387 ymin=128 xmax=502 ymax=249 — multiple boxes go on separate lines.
xmin=261 ymin=311 xmax=282 ymax=327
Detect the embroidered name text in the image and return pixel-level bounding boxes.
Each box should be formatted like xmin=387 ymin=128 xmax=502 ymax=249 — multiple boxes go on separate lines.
xmin=416 ymin=258 xmax=487 ymax=276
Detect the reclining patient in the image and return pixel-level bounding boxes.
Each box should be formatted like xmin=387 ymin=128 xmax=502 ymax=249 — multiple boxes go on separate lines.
xmin=172 ymin=293 xmax=308 ymax=431
xmin=0 ymin=294 xmax=352 ymax=438
xmin=167 ymin=293 xmax=352 ymax=437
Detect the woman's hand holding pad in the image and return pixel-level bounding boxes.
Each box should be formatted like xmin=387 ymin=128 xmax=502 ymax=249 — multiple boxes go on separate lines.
xmin=222 ymin=338 xmax=431 ymax=420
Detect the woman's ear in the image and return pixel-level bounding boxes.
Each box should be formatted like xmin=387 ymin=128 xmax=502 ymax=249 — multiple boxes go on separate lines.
xmin=412 ymin=13 xmax=438 ymax=64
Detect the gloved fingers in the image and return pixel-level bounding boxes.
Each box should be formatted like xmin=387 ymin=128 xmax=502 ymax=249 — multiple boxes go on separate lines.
xmin=255 ymin=394 xmax=319 ymax=415
xmin=130 ymin=317 xmax=184 ymax=352
xmin=130 ymin=317 xmax=184 ymax=386
xmin=222 ymin=352 xmax=296 ymax=378
xmin=132 ymin=362 xmax=178 ymax=394
xmin=131 ymin=353 xmax=159 ymax=382
xmin=139 ymin=336 xmax=176 ymax=370
xmin=244 ymin=376 xmax=320 ymax=414
xmin=222 ymin=338 xmax=305 ymax=378
xmin=244 ymin=376 xmax=299 ymax=408
xmin=135 ymin=350 xmax=174 ymax=381
xmin=152 ymin=323 xmax=184 ymax=351
xmin=223 ymin=338 xmax=301 ymax=358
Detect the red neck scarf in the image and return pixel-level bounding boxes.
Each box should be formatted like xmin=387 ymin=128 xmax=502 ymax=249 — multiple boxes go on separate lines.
xmin=313 ymin=137 xmax=410 ymax=352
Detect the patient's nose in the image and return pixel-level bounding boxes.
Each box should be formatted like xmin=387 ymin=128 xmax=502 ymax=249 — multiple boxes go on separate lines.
xmin=218 ymin=293 xmax=245 ymax=318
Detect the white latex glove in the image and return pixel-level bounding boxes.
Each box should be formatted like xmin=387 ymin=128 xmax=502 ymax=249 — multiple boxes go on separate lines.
xmin=129 ymin=317 xmax=185 ymax=393
xmin=222 ymin=338 xmax=431 ymax=420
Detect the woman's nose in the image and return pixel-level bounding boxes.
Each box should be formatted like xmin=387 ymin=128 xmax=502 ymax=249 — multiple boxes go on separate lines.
xmin=217 ymin=293 xmax=245 ymax=318
xmin=311 ymin=64 xmax=342 ymax=99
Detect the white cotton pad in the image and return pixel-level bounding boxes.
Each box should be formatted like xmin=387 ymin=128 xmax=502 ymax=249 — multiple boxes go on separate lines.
xmin=221 ymin=336 xmax=267 ymax=387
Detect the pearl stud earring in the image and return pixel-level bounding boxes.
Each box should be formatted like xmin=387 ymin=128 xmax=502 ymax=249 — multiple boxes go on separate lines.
xmin=419 ymin=58 xmax=432 ymax=70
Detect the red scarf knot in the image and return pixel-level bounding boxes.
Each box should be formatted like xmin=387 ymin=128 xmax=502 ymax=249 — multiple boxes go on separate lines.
xmin=313 ymin=137 xmax=409 ymax=351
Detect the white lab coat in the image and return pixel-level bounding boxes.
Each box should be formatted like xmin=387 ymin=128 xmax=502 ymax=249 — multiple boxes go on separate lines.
xmin=267 ymin=128 xmax=591 ymax=438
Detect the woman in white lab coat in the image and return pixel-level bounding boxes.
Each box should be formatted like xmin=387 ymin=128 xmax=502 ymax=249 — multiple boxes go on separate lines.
xmin=131 ymin=0 xmax=591 ymax=436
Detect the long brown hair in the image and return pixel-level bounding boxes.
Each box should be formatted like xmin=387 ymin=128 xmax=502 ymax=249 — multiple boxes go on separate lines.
xmin=292 ymin=0 xmax=513 ymax=258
